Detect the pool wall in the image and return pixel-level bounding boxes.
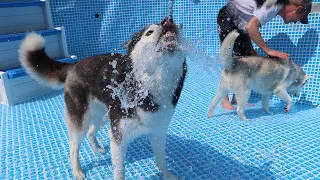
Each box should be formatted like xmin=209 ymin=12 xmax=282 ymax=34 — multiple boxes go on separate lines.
xmin=50 ymin=0 xmax=320 ymax=106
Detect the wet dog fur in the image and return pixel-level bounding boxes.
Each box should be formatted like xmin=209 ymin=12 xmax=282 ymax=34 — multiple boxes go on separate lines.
xmin=19 ymin=18 xmax=187 ymax=180
xmin=207 ymin=30 xmax=311 ymax=121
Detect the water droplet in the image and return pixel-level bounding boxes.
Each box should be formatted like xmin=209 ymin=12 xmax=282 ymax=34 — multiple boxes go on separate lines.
xmin=103 ymin=75 xmax=107 ymax=79
xmin=110 ymin=60 xmax=117 ymax=69
xmin=227 ymin=17 xmax=230 ymax=21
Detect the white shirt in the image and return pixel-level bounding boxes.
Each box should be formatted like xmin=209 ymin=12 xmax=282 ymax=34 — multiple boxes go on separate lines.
xmin=228 ymin=0 xmax=283 ymax=30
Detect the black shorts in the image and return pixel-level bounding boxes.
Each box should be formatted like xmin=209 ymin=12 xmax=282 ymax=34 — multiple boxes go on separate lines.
xmin=217 ymin=5 xmax=254 ymax=56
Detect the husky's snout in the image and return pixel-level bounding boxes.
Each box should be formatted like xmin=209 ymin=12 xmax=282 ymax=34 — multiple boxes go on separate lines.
xmin=161 ymin=18 xmax=178 ymax=50
xmin=165 ymin=31 xmax=175 ymax=42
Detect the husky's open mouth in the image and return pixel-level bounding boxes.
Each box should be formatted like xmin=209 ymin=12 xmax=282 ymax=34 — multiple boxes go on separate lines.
xmin=165 ymin=39 xmax=178 ymax=49
xmin=158 ymin=41 xmax=178 ymax=52
xmin=157 ymin=18 xmax=180 ymax=52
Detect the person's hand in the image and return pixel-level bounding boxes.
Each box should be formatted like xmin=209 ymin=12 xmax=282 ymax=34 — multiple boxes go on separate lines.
xmin=266 ymin=49 xmax=290 ymax=60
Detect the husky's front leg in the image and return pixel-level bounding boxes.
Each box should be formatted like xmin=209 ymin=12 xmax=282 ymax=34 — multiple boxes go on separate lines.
xmin=274 ymin=88 xmax=292 ymax=113
xmin=262 ymin=94 xmax=271 ymax=113
xmin=148 ymin=131 xmax=177 ymax=180
xmin=109 ymin=130 xmax=128 ymax=180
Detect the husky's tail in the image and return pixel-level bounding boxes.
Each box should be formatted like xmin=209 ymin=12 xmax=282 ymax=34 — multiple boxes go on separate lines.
xmin=263 ymin=0 xmax=291 ymax=9
xmin=19 ymin=33 xmax=73 ymax=88
xmin=220 ymin=30 xmax=240 ymax=70
xmin=263 ymin=0 xmax=277 ymax=8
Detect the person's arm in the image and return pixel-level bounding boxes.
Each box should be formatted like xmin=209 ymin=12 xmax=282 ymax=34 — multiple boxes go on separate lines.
xmin=245 ymin=16 xmax=290 ymax=59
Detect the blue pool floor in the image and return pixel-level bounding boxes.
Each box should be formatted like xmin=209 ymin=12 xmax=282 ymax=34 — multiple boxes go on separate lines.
xmin=1 ymin=61 xmax=320 ymax=180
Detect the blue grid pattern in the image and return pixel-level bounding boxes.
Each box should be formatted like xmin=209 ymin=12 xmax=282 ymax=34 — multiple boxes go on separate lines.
xmin=2 ymin=0 xmax=319 ymax=179
xmin=49 ymin=0 xmax=320 ymax=106
xmin=1 ymin=61 xmax=320 ymax=179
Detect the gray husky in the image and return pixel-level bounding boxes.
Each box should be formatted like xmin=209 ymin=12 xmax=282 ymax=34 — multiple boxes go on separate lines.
xmin=207 ymin=30 xmax=311 ymax=121
xmin=19 ymin=18 xmax=187 ymax=180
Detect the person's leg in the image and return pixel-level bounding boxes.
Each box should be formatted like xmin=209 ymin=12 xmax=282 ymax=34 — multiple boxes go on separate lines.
xmin=217 ymin=6 xmax=237 ymax=110
xmin=232 ymin=31 xmax=254 ymax=56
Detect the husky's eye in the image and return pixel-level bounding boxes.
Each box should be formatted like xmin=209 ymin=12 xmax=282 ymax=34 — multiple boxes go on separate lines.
xmin=145 ymin=30 xmax=154 ymax=36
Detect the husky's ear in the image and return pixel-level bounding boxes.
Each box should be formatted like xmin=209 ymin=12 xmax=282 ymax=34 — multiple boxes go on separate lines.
xmin=304 ymin=75 xmax=312 ymax=80
xmin=123 ymin=40 xmax=132 ymax=49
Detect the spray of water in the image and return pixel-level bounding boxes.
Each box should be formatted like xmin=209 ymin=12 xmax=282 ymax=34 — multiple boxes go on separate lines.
xmin=179 ymin=37 xmax=222 ymax=74
xmin=168 ymin=0 xmax=174 ymax=19
xmin=167 ymin=0 xmax=222 ymax=74
xmin=106 ymin=72 xmax=149 ymax=112
xmin=106 ymin=46 xmax=178 ymax=111
xmin=105 ymin=1 xmax=223 ymax=110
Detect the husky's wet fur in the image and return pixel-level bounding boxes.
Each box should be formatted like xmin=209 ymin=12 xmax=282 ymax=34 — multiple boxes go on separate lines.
xmin=19 ymin=18 xmax=187 ymax=180
xmin=207 ymin=30 xmax=311 ymax=121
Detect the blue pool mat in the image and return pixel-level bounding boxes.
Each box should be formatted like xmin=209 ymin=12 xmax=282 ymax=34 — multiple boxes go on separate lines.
xmin=1 ymin=61 xmax=319 ymax=179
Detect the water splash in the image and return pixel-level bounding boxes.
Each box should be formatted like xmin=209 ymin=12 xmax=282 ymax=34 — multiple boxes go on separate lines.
xmin=168 ymin=0 xmax=174 ymax=19
xmin=179 ymin=37 xmax=222 ymax=75
xmin=105 ymin=37 xmax=222 ymax=111
xmin=103 ymin=71 xmax=142 ymax=111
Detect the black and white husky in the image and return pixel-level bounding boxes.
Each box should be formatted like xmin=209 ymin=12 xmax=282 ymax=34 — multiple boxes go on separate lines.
xmin=19 ymin=18 xmax=187 ymax=180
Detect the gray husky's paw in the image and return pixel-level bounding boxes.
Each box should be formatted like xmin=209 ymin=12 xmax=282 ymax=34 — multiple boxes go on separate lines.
xmin=73 ymin=169 xmax=85 ymax=180
xmin=162 ymin=172 xmax=178 ymax=180
xmin=284 ymin=107 xmax=289 ymax=113
xmin=263 ymin=108 xmax=271 ymax=114
xmin=240 ymin=116 xmax=247 ymax=121
xmin=95 ymin=147 xmax=107 ymax=154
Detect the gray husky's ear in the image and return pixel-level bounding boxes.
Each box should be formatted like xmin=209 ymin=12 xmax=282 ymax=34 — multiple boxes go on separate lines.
xmin=123 ymin=40 xmax=132 ymax=49
xmin=304 ymin=75 xmax=313 ymax=80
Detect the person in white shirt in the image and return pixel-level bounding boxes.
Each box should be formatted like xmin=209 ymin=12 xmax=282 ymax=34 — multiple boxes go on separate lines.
xmin=217 ymin=0 xmax=319 ymax=110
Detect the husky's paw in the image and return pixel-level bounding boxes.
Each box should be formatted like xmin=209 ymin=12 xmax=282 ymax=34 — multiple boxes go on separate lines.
xmin=95 ymin=147 xmax=107 ymax=154
xmin=241 ymin=117 xmax=247 ymax=121
xmin=237 ymin=112 xmax=247 ymax=121
xmin=263 ymin=108 xmax=270 ymax=114
xmin=284 ymin=107 xmax=289 ymax=113
xmin=162 ymin=172 xmax=178 ymax=180
xmin=73 ymin=169 xmax=85 ymax=180
xmin=207 ymin=111 xmax=213 ymax=118
xmin=239 ymin=115 xmax=247 ymax=121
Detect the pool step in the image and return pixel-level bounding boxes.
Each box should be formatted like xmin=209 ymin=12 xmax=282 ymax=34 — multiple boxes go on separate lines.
xmin=5 ymin=57 xmax=78 ymax=79
xmin=0 ymin=0 xmax=76 ymax=106
xmin=0 ymin=0 xmax=45 ymax=8
xmin=0 ymin=27 xmax=69 ymax=71
xmin=0 ymin=56 xmax=78 ymax=106
xmin=0 ymin=0 xmax=52 ymax=34
xmin=0 ymin=26 xmax=77 ymax=106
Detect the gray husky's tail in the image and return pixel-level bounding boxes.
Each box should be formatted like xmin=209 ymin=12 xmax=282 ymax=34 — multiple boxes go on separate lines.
xmin=19 ymin=33 xmax=73 ymax=88
xmin=262 ymin=0 xmax=291 ymax=9
xmin=220 ymin=30 xmax=240 ymax=69
xmin=263 ymin=0 xmax=277 ymax=8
